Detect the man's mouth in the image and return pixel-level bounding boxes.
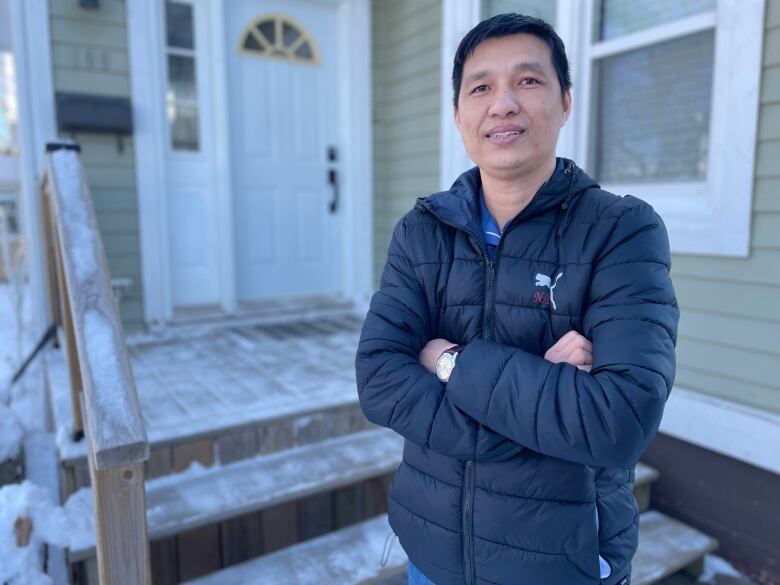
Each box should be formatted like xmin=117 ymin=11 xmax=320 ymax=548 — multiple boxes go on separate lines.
xmin=488 ymin=130 xmax=525 ymax=138
xmin=486 ymin=128 xmax=526 ymax=144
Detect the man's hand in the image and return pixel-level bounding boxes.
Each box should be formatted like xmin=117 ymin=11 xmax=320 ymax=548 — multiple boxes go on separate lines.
xmin=420 ymin=331 xmax=592 ymax=375
xmin=544 ymin=330 xmax=592 ymax=372
xmin=419 ymin=338 xmax=458 ymax=374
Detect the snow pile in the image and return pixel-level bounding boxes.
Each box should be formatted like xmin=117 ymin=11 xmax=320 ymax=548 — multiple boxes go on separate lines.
xmin=698 ymin=554 xmax=746 ymax=583
xmin=50 ymin=149 xmax=97 ymax=285
xmin=84 ymin=309 xmax=136 ymax=446
xmin=1 ymin=277 xmax=36 ymax=464
xmin=0 ymin=481 xmax=94 ymax=584
xmin=0 ymin=403 xmax=23 ymax=461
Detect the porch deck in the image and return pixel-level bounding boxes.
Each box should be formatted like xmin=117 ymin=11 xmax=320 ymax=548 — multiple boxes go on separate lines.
xmin=50 ymin=312 xmax=365 ymax=464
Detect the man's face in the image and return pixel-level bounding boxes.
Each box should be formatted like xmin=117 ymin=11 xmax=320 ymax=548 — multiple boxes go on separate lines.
xmin=455 ymin=33 xmax=571 ymax=179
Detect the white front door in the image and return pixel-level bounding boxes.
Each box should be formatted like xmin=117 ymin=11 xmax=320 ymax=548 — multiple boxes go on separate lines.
xmin=226 ymin=0 xmax=342 ymax=303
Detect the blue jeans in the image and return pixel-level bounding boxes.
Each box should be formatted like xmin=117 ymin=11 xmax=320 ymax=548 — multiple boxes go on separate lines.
xmin=408 ymin=561 xmax=435 ymax=585
xmin=408 ymin=560 xmax=630 ymax=585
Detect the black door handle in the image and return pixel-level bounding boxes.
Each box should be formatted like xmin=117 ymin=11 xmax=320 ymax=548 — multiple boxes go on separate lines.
xmin=328 ymin=168 xmax=339 ymax=214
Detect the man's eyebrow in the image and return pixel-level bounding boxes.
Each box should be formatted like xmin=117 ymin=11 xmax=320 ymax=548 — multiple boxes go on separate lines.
xmin=514 ymin=61 xmax=546 ymax=75
xmin=464 ymin=70 xmax=490 ymax=86
xmin=463 ymin=61 xmax=547 ymax=86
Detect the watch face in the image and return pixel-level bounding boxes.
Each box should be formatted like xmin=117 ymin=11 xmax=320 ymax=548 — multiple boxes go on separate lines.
xmin=436 ymin=353 xmax=456 ymax=381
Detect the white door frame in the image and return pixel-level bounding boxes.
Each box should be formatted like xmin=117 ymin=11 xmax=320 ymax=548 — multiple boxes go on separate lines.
xmin=9 ymin=0 xmax=57 ymax=337
xmin=128 ymin=0 xmax=372 ymax=329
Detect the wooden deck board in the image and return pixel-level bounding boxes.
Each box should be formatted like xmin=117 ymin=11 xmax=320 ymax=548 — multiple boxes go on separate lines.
xmin=633 ymin=511 xmax=719 ymax=585
xmin=51 ymin=315 xmax=364 ymax=463
xmin=182 ymin=510 xmax=717 ymax=585
xmin=69 ymin=428 xmax=404 ymax=561
xmin=181 ymin=514 xmax=407 ymax=585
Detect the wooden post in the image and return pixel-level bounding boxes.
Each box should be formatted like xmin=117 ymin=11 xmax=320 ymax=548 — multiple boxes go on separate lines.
xmin=51 ymin=222 xmax=85 ymax=440
xmin=44 ymin=142 xmax=151 ymax=583
xmin=14 ymin=516 xmax=33 ymax=547
xmin=88 ymin=460 xmax=152 ymax=585
xmin=38 ymin=182 xmax=61 ymax=332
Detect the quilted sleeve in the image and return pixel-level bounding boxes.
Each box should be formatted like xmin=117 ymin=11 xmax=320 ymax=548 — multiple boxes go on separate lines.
xmin=445 ymin=200 xmax=679 ymax=469
xmin=355 ymin=216 xmax=524 ymax=462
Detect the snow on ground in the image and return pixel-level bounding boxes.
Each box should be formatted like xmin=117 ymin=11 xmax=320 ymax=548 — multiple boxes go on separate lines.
xmin=1 ymin=280 xmax=70 ymax=581
xmin=0 ymin=402 xmax=23 ymax=460
xmin=698 ymin=554 xmax=749 ymax=582
xmin=1 ymin=281 xmax=42 ymax=461
xmin=655 ymin=554 xmax=759 ymax=585
xmin=0 ymin=480 xmax=92 ymax=584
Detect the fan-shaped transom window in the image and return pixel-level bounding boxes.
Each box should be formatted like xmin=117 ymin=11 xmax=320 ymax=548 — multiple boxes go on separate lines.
xmin=238 ymin=15 xmax=319 ymax=66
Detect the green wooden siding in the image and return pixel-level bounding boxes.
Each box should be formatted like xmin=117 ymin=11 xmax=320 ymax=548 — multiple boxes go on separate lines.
xmin=372 ymin=0 xmax=442 ymax=286
xmin=49 ymin=0 xmax=144 ymax=332
xmin=670 ymin=0 xmax=780 ymax=415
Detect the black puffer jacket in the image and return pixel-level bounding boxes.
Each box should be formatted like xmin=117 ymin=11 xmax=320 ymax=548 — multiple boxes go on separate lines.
xmin=356 ymin=159 xmax=678 ymax=585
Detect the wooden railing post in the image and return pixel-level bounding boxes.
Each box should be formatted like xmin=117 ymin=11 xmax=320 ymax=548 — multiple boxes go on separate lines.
xmin=42 ymin=140 xmax=151 ymax=584
xmin=40 ymin=164 xmax=86 ymax=440
xmin=89 ymin=464 xmax=150 ymax=583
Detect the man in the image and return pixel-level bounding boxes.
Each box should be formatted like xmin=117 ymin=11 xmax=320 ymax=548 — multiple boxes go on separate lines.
xmin=356 ymin=13 xmax=678 ymax=585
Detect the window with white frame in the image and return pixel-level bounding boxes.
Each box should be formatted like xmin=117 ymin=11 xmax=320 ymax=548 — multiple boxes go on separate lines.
xmin=165 ymin=0 xmax=200 ymax=152
xmin=444 ymin=0 xmax=764 ymax=257
xmin=571 ymin=0 xmax=764 ymax=257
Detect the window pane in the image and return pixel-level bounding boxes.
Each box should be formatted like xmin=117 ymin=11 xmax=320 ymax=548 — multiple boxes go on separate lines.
xmin=283 ymin=22 xmax=301 ymax=47
xmin=482 ymin=0 xmax=555 ymax=24
xmin=0 ymin=0 xmax=12 ymax=52
xmin=294 ymin=42 xmax=313 ymax=61
xmin=166 ymin=1 xmax=195 ymax=49
xmin=0 ymin=51 xmax=17 ymax=156
xmin=0 ymin=198 xmax=17 ymax=234
xmin=258 ymin=20 xmax=276 ymax=45
xmin=167 ymin=55 xmax=197 ymax=102
xmin=596 ymin=0 xmax=715 ymax=41
xmin=168 ymin=104 xmax=199 ymax=151
xmin=595 ymin=30 xmax=714 ymax=184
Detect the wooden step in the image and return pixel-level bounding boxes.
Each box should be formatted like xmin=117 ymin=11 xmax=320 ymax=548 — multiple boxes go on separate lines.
xmin=182 ymin=510 xmax=717 ymax=585
xmin=633 ymin=510 xmax=718 ymax=585
xmin=68 ymin=431 xmax=658 ymax=563
xmin=68 ymin=428 xmax=404 ymax=562
xmin=59 ymin=400 xmax=376 ymax=495
xmin=634 ymin=462 xmax=660 ymax=513
xmin=182 ymin=514 xmax=407 ymax=585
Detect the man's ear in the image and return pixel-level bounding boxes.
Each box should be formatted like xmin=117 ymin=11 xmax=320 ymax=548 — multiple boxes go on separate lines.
xmin=454 ymin=105 xmax=461 ymax=133
xmin=561 ymin=89 xmax=572 ymax=126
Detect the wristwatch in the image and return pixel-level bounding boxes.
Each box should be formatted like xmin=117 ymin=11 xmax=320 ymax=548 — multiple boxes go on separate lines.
xmin=436 ymin=345 xmax=465 ymax=383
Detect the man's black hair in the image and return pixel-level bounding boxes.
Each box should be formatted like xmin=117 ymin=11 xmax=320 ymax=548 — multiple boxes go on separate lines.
xmin=452 ymin=13 xmax=571 ymax=108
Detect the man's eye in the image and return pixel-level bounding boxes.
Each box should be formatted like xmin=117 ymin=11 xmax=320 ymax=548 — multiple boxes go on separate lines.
xmin=521 ymin=78 xmax=540 ymax=86
xmin=472 ymin=84 xmax=488 ymax=94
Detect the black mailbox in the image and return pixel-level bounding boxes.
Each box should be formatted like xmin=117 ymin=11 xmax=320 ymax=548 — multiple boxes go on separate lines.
xmin=56 ymin=93 xmax=133 ymax=135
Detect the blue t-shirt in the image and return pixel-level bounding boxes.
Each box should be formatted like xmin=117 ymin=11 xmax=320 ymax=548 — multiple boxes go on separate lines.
xmin=479 ymin=159 xmax=566 ymax=260
xmin=479 ymin=189 xmax=503 ymax=261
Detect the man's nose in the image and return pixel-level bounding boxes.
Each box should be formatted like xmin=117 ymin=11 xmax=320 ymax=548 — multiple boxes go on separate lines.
xmin=488 ymin=87 xmax=521 ymax=117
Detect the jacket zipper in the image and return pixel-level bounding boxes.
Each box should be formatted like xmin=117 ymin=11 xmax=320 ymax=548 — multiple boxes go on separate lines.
xmin=462 ymin=459 xmax=475 ymax=585
xmin=414 ymin=162 xmax=577 ymax=584
xmin=415 ymin=203 xmax=485 ymax=585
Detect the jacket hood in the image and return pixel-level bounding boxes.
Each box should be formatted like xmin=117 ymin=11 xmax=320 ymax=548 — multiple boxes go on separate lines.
xmin=416 ymin=158 xmax=599 ymax=241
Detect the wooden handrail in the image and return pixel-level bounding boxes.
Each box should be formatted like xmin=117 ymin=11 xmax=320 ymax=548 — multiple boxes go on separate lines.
xmin=40 ymin=140 xmax=151 ymax=584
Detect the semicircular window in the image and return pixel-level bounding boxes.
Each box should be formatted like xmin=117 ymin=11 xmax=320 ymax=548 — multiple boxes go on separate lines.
xmin=238 ymin=15 xmax=319 ymax=65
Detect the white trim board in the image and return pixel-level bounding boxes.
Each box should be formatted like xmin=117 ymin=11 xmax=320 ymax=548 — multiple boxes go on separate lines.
xmin=9 ymin=0 xmax=57 ymax=336
xmin=659 ymin=386 xmax=780 ymax=475
xmin=338 ymin=0 xmax=373 ymax=310
xmin=439 ymin=0 xmax=480 ymax=190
